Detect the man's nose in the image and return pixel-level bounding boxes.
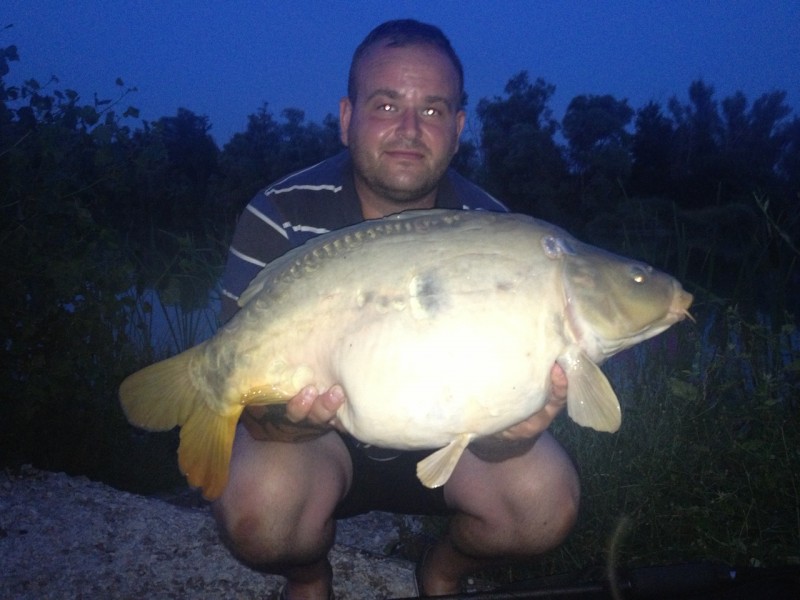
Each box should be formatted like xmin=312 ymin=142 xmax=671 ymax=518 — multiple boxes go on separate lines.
xmin=398 ymin=109 xmax=421 ymax=139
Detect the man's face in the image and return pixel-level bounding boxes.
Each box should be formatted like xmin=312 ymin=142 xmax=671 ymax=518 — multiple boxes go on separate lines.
xmin=340 ymin=43 xmax=466 ymax=212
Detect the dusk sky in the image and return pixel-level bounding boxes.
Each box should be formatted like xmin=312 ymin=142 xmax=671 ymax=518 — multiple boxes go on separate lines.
xmin=3 ymin=1 xmax=798 ymax=146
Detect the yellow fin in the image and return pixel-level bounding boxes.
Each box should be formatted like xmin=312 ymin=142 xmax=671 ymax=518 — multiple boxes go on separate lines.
xmin=119 ymin=342 xmax=243 ymax=499
xmin=178 ymin=406 xmax=240 ymax=499
xmin=416 ymin=433 xmax=474 ymax=488
xmin=119 ymin=344 xmax=208 ymax=430
xmin=558 ymin=349 xmax=621 ymax=433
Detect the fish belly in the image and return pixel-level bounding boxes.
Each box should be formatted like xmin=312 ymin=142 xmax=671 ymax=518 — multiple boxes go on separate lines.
xmin=330 ymin=281 xmax=560 ymax=449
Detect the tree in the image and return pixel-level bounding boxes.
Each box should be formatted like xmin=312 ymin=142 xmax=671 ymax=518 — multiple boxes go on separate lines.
xmin=562 ymin=94 xmax=634 ymax=210
xmin=777 ymin=115 xmax=800 ymax=195
xmin=476 ymin=71 xmax=568 ymax=222
xmin=720 ymin=90 xmax=793 ymax=198
xmin=630 ymin=101 xmax=675 ymax=197
xmin=140 ymin=108 xmax=220 ymax=239
xmin=667 ymin=80 xmax=726 ymax=206
xmin=0 ymin=48 xmax=150 ymax=482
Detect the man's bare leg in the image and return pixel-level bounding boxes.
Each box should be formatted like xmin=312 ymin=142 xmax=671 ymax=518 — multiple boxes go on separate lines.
xmin=420 ymin=432 xmax=579 ymax=595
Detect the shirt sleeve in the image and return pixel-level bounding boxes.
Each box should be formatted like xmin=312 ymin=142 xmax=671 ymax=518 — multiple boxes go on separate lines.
xmin=219 ymin=194 xmax=293 ymax=324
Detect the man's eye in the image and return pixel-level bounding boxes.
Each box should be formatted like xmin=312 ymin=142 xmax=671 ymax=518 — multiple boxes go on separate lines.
xmin=378 ymin=103 xmax=395 ymax=112
xmin=422 ymin=107 xmax=440 ymax=117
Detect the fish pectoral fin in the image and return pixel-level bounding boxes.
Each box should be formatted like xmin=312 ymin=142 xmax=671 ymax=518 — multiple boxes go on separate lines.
xmin=178 ymin=405 xmax=241 ymax=500
xmin=416 ymin=433 xmax=474 ymax=488
xmin=559 ymin=351 xmax=622 ymax=433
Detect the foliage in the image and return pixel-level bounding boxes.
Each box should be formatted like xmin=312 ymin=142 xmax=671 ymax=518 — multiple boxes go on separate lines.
xmin=562 ymin=94 xmax=634 ymax=214
xmin=580 ymin=191 xmax=798 ymax=326
xmin=629 ymin=80 xmax=796 ymax=212
xmin=530 ymin=305 xmax=800 ymax=577
xmin=0 ymin=53 xmax=162 ymax=487
xmin=0 ymin=47 xmax=225 ymax=490
xmin=476 ymin=71 xmax=570 ymax=225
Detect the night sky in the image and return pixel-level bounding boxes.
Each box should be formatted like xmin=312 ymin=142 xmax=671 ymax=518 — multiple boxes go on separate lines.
xmin=3 ymin=1 xmax=798 ymax=146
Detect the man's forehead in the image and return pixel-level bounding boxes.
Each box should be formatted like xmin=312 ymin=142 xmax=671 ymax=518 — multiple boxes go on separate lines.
xmin=354 ymin=43 xmax=460 ymax=97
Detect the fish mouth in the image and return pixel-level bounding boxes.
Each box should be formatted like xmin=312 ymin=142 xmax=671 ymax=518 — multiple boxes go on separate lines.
xmin=567 ymin=284 xmax=695 ymax=361
xmin=670 ymin=288 xmax=695 ymax=323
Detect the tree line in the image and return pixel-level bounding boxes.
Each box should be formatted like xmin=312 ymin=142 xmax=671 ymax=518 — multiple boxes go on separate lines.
xmin=0 ymin=43 xmax=797 ymax=487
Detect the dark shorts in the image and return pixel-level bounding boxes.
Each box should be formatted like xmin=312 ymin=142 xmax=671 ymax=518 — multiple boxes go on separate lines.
xmin=333 ymin=433 xmax=453 ymax=519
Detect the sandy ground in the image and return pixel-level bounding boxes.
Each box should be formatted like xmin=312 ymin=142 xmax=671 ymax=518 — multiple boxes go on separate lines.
xmin=0 ymin=467 xmax=421 ymax=599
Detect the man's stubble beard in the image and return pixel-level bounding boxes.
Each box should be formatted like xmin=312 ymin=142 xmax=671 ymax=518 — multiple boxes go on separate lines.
xmin=352 ymin=146 xmax=455 ymax=206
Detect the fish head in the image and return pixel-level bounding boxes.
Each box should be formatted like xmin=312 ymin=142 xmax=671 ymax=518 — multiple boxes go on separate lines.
xmin=543 ymin=234 xmax=693 ymax=361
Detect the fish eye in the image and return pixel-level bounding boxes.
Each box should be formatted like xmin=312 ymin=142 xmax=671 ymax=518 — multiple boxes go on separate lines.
xmin=630 ymin=265 xmax=650 ymax=284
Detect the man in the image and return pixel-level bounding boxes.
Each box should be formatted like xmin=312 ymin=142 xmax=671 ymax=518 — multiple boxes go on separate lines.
xmin=213 ymin=19 xmax=578 ymax=599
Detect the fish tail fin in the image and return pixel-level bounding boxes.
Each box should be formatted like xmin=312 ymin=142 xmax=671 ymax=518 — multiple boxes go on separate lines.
xmin=119 ymin=345 xmax=208 ymax=430
xmin=178 ymin=405 xmax=240 ymax=499
xmin=416 ymin=434 xmax=473 ymax=488
xmin=119 ymin=343 xmax=241 ymax=500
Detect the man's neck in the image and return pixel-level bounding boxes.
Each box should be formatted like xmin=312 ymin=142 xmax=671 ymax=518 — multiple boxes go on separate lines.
xmin=356 ymin=183 xmax=438 ymax=220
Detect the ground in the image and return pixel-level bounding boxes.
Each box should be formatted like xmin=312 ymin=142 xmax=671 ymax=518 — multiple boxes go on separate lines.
xmin=0 ymin=467 xmax=424 ymax=599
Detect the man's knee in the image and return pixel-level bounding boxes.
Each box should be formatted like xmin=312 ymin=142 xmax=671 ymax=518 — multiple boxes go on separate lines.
xmin=212 ymin=435 xmax=349 ymax=570
xmin=524 ymin=444 xmax=580 ymax=550
xmin=545 ymin=468 xmax=580 ymax=547
xmin=213 ymin=493 xmax=287 ymax=568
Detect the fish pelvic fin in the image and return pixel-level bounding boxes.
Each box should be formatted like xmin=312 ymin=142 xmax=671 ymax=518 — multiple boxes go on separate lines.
xmin=416 ymin=433 xmax=474 ymax=488
xmin=119 ymin=343 xmax=242 ymax=500
xmin=558 ymin=349 xmax=622 ymax=433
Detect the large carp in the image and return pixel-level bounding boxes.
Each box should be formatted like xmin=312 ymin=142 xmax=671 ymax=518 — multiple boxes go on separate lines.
xmin=120 ymin=209 xmax=693 ymax=499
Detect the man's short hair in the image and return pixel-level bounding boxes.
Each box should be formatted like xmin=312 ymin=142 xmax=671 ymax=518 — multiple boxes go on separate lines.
xmin=348 ymin=19 xmax=465 ymax=108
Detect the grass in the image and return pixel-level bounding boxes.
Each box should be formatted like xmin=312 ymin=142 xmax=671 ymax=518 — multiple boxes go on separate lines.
xmin=510 ymin=303 xmax=800 ymax=581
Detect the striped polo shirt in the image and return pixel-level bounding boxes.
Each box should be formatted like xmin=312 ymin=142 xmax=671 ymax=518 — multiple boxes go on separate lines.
xmin=219 ymin=150 xmax=507 ymax=323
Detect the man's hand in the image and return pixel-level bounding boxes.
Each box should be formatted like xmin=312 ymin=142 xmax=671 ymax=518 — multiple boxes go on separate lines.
xmin=241 ymin=385 xmax=346 ymax=442
xmin=468 ymin=363 xmax=568 ymax=461
xmin=284 ymin=384 xmax=345 ymax=426
xmin=499 ymin=363 xmax=568 ymax=441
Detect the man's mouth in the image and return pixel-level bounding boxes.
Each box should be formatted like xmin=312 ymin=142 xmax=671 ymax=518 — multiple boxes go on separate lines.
xmin=384 ymin=148 xmax=426 ymax=161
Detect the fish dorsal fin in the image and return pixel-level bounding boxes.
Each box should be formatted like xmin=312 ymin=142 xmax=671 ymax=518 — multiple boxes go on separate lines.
xmin=558 ymin=348 xmax=622 ymax=433
xmin=238 ymin=256 xmax=291 ymax=307
xmin=416 ymin=433 xmax=474 ymax=488
xmin=238 ymin=209 xmax=479 ymax=308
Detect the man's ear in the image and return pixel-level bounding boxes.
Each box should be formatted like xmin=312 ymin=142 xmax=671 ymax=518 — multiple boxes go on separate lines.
xmin=339 ymin=97 xmax=353 ymax=146
xmin=454 ymin=109 xmax=466 ymax=153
